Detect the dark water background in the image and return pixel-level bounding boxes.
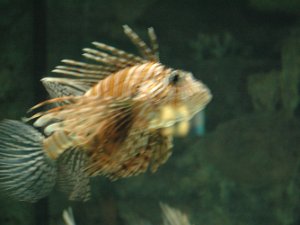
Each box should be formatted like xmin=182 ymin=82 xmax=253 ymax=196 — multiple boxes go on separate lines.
xmin=1 ymin=0 xmax=300 ymax=224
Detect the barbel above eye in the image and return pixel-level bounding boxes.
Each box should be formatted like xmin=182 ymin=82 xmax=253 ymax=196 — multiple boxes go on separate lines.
xmin=169 ymin=71 xmax=181 ymax=85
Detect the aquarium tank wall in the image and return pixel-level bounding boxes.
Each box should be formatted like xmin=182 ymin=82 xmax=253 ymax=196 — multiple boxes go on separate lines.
xmin=1 ymin=0 xmax=300 ymax=225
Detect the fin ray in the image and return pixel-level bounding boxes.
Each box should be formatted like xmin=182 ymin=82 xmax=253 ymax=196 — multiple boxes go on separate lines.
xmin=57 ymin=148 xmax=91 ymax=201
xmin=0 ymin=120 xmax=57 ymax=202
xmin=123 ymin=25 xmax=157 ymax=61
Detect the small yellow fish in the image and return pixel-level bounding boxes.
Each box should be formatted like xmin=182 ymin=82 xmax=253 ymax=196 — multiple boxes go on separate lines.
xmin=0 ymin=25 xmax=212 ymax=202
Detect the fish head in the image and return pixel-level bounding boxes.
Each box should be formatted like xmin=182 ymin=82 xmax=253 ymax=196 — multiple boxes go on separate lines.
xmin=140 ymin=67 xmax=212 ymax=133
xmin=167 ymin=69 xmax=212 ymax=117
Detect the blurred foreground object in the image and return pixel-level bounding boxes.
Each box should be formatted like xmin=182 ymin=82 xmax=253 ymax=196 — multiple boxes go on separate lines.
xmin=61 ymin=204 xmax=191 ymax=225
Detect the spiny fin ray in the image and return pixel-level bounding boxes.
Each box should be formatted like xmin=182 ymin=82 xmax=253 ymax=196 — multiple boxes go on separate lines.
xmin=123 ymin=25 xmax=158 ymax=61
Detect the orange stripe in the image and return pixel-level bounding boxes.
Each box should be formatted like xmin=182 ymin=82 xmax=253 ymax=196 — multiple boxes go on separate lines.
xmin=85 ymin=62 xmax=171 ymax=99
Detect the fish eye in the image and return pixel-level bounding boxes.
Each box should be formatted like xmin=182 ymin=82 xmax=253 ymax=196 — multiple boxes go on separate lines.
xmin=169 ymin=71 xmax=181 ymax=85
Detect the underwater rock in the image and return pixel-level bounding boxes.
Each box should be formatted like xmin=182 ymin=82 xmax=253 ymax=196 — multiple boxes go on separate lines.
xmin=281 ymin=29 xmax=300 ymax=117
xmin=200 ymin=113 xmax=300 ymax=186
xmin=247 ymin=70 xmax=280 ymax=112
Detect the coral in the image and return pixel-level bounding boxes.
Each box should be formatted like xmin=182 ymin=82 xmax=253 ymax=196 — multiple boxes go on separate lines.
xmin=190 ymin=32 xmax=245 ymax=61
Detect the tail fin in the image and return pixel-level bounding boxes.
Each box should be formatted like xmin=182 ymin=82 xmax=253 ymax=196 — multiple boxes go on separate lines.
xmin=0 ymin=120 xmax=57 ymax=202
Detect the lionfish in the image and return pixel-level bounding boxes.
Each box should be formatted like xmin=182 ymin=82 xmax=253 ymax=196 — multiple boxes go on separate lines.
xmin=0 ymin=25 xmax=211 ymax=202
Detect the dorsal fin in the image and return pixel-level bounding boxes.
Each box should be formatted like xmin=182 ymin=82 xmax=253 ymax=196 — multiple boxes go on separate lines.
xmin=123 ymin=25 xmax=159 ymax=61
xmin=51 ymin=25 xmax=160 ymax=83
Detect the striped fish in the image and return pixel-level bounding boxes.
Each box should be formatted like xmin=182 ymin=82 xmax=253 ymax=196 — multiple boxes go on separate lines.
xmin=0 ymin=25 xmax=212 ymax=202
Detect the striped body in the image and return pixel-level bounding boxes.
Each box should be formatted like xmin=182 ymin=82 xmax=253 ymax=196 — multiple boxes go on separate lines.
xmin=41 ymin=62 xmax=173 ymax=177
xmin=40 ymin=60 xmax=211 ymax=178
xmin=85 ymin=62 xmax=168 ymax=98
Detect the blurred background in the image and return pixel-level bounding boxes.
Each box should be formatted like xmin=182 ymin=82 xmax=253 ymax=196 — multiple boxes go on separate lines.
xmin=1 ymin=0 xmax=300 ymax=225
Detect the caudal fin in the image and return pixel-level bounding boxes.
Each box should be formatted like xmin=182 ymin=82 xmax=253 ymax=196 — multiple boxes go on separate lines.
xmin=0 ymin=120 xmax=57 ymax=202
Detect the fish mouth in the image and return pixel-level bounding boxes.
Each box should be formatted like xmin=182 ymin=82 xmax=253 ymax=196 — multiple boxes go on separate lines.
xmin=161 ymin=120 xmax=190 ymax=137
xmin=201 ymin=90 xmax=212 ymax=109
xmin=198 ymin=83 xmax=213 ymax=104
xmin=184 ymin=88 xmax=212 ymax=118
xmin=158 ymin=91 xmax=212 ymax=137
xmin=148 ymin=104 xmax=193 ymax=130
